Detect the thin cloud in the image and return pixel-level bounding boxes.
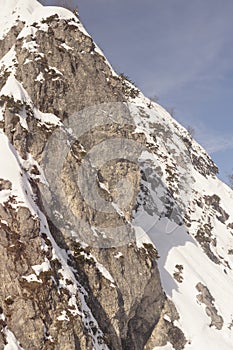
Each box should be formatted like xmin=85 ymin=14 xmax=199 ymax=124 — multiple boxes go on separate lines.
xmin=140 ymin=3 xmax=233 ymax=96
xmin=194 ymin=124 xmax=233 ymax=154
xmin=202 ymin=136 xmax=233 ymax=154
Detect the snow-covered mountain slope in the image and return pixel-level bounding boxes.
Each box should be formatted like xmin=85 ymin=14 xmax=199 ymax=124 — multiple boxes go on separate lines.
xmin=0 ymin=0 xmax=42 ymax=40
xmin=0 ymin=0 xmax=233 ymax=349
xmin=129 ymin=95 xmax=233 ymax=349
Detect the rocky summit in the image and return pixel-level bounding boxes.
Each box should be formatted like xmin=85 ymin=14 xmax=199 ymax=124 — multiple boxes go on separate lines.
xmin=0 ymin=1 xmax=233 ymax=349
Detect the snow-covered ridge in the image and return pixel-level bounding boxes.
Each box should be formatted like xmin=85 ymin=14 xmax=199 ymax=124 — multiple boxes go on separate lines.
xmin=0 ymin=0 xmax=118 ymax=83
xmin=0 ymin=0 xmax=87 ymax=40
xmin=128 ymin=92 xmax=233 ymax=350
xmin=0 ymin=0 xmax=42 ymax=40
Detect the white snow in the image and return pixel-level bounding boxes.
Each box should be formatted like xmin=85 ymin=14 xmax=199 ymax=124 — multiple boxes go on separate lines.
xmin=48 ymin=66 xmax=63 ymax=76
xmin=0 ymin=0 xmax=42 ymax=39
xmin=68 ymin=295 xmax=81 ymax=316
xmin=4 ymin=328 xmax=24 ymax=350
xmin=94 ymin=45 xmax=118 ymax=77
xmin=79 ymin=251 xmax=116 ymax=286
xmin=0 ymin=74 xmax=31 ymax=104
xmin=57 ymin=310 xmax=69 ymax=321
xmin=95 ymin=261 xmax=115 ymax=285
xmin=23 ymin=58 xmax=33 ymax=65
xmin=0 ymin=70 xmax=61 ymax=128
xmin=30 ymin=207 xmax=110 ymax=349
xmin=153 ymin=344 xmax=175 ymax=350
xmin=0 ymin=312 xmax=5 ymax=321
xmin=17 ymin=6 xmax=88 ymax=40
xmin=60 ymin=42 xmax=73 ymax=51
xmin=114 ymin=252 xmax=123 ymax=259
xmin=134 ymin=225 xmax=155 ymax=249
xmin=0 ymin=46 xmax=17 ymax=74
xmin=33 ymin=108 xmax=61 ymax=127
xmin=35 ymin=72 xmax=44 ymax=82
xmin=32 ymin=259 xmax=51 ymax=276
xmin=0 ymin=0 xmax=118 ymax=80
xmin=22 ymin=274 xmax=42 ymax=283
xmin=130 ymin=93 xmax=233 ymax=350
xmin=22 ymin=40 xmax=39 ymax=53
xmin=0 ymin=0 xmax=84 ymax=42
xmin=0 ymin=107 xmax=4 ymax=122
xmin=0 ymin=219 xmax=8 ymax=226
xmin=0 ymin=131 xmax=36 ymax=213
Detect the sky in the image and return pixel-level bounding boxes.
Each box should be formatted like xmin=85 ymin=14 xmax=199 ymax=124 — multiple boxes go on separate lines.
xmin=42 ymin=0 xmax=233 ymax=185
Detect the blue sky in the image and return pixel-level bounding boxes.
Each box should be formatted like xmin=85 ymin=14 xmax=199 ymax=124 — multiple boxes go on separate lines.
xmin=43 ymin=0 xmax=233 ymax=184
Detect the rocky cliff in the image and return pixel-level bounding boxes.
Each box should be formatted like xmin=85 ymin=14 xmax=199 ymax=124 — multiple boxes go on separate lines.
xmin=0 ymin=1 xmax=233 ymax=350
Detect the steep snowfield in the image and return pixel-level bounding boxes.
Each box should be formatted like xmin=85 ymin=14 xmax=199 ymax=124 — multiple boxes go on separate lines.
xmin=130 ymin=94 xmax=233 ymax=349
xmin=0 ymin=0 xmax=42 ymax=40
xmin=0 ymin=131 xmax=36 ymax=211
xmin=0 ymin=0 xmax=89 ymax=41
xmin=0 ymin=0 xmax=233 ymax=349
xmin=4 ymin=329 xmax=24 ymax=350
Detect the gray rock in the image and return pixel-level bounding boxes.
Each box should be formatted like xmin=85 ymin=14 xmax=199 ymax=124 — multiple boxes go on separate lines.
xmin=0 ymin=9 xmax=171 ymax=350
xmin=196 ymin=282 xmax=224 ymax=330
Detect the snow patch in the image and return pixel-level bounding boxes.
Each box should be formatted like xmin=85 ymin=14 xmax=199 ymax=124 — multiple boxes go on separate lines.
xmin=0 ymin=131 xmax=37 ymax=213
xmin=60 ymin=42 xmax=73 ymax=51
xmin=57 ymin=310 xmax=69 ymax=321
xmin=0 ymin=0 xmax=42 ymax=40
xmin=32 ymin=259 xmax=51 ymax=276
xmin=22 ymin=274 xmax=42 ymax=283
xmin=4 ymin=328 xmax=24 ymax=350
xmin=35 ymin=72 xmax=44 ymax=82
xmin=114 ymin=252 xmax=123 ymax=259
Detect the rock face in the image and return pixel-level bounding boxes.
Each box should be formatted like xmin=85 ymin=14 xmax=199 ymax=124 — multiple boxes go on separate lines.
xmin=0 ymin=3 xmax=173 ymax=350
xmin=0 ymin=1 xmax=233 ymax=350
xmin=0 ymin=23 xmax=24 ymax=61
xmin=196 ymin=283 xmax=224 ymax=330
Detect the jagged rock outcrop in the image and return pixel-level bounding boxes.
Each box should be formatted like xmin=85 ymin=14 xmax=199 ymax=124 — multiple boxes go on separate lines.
xmin=0 ymin=2 xmax=175 ymax=349
xmin=0 ymin=23 xmax=24 ymax=61
xmin=196 ymin=283 xmax=224 ymax=330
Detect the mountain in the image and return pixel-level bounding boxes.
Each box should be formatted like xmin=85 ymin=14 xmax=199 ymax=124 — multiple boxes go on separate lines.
xmin=0 ymin=1 xmax=233 ymax=349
